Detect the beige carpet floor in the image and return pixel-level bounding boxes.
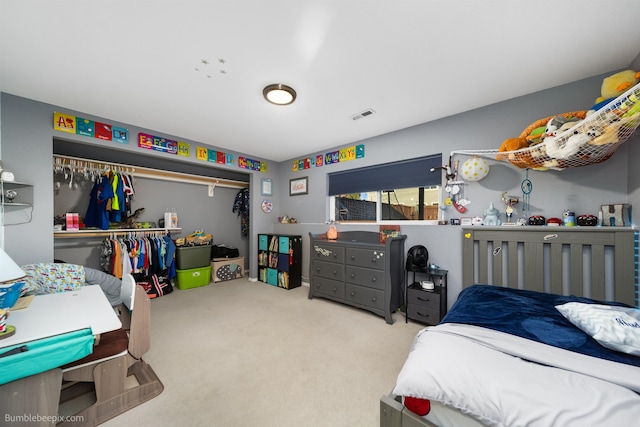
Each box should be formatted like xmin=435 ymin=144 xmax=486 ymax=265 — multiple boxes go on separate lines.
xmin=101 ymin=278 xmax=424 ymax=427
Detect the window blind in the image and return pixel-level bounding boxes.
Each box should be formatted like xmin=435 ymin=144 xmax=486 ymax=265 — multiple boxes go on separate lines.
xmin=328 ymin=154 xmax=442 ymax=195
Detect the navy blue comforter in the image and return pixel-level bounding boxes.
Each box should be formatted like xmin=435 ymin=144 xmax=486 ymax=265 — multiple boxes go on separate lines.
xmin=441 ymin=285 xmax=640 ymax=367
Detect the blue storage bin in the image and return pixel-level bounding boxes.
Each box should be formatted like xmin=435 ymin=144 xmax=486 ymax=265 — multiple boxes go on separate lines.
xmin=258 ymin=234 xmax=268 ymax=251
xmin=277 ymin=254 xmax=290 ymax=272
xmin=278 ymin=236 xmax=289 ymax=254
xmin=267 ymin=268 xmax=278 ymax=286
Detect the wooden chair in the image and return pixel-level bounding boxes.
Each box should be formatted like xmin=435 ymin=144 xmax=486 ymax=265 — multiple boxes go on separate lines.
xmin=59 ymin=275 xmax=163 ymax=426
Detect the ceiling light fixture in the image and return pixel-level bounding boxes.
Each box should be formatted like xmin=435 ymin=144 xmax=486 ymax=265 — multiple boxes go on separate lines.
xmin=263 ymin=84 xmax=296 ymax=106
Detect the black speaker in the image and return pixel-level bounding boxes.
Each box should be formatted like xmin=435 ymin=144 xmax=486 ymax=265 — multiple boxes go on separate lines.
xmin=406 ymin=245 xmax=429 ymax=271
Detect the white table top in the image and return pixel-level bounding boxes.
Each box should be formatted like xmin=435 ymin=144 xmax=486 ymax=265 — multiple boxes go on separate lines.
xmin=0 ymin=285 xmax=122 ymax=349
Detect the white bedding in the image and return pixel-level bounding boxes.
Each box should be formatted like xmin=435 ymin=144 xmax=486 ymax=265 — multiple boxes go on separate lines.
xmin=393 ymin=324 xmax=640 ymax=427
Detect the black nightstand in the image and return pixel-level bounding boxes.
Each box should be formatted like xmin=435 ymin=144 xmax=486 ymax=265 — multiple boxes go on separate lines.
xmin=405 ymin=268 xmax=448 ymax=325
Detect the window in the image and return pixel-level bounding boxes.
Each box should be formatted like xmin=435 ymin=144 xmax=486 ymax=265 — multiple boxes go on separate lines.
xmin=334 ymin=187 xmax=440 ymax=222
xmin=328 ymin=155 xmax=442 ymax=223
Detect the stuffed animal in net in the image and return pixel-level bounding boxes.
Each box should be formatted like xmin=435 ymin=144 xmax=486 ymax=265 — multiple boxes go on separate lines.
xmin=497 ymin=111 xmax=587 ymax=169
xmin=590 ymin=70 xmax=640 ymax=112
xmin=497 ymin=72 xmax=640 ymax=169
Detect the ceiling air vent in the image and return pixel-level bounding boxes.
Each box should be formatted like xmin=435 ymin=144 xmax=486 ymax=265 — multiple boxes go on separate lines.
xmin=350 ymin=109 xmax=376 ymax=121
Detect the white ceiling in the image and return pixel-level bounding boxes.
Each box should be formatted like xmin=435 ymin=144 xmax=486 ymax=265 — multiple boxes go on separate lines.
xmin=2 ymin=0 xmax=640 ymax=162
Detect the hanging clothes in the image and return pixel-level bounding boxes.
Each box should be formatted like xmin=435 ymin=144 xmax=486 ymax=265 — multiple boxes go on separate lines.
xmin=84 ymin=175 xmax=115 ymax=230
xmin=108 ymin=171 xmax=126 ymax=223
xmin=99 ymin=232 xmax=176 ymax=279
xmin=232 ymin=188 xmax=250 ymax=237
xmin=84 ymin=171 xmax=136 ymax=230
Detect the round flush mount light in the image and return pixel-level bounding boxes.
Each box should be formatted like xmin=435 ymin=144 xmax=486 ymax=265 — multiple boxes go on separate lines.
xmin=263 ymin=84 xmax=296 ymax=106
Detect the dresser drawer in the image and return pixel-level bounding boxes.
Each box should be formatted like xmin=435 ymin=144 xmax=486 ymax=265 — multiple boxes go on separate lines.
xmin=407 ymin=304 xmax=440 ymax=325
xmin=345 ymin=247 xmax=386 ymax=270
xmin=312 ymin=260 xmax=344 ymax=281
xmin=345 ymin=283 xmax=385 ymax=311
xmin=345 ymin=265 xmax=385 ymax=290
xmin=407 ymin=288 xmax=441 ymax=310
xmin=311 ymin=244 xmax=345 ymax=263
xmin=311 ymin=277 xmax=345 ymax=299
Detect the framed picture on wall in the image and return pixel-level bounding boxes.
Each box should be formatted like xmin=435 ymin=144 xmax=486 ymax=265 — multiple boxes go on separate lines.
xmin=289 ymin=177 xmax=308 ymax=196
xmin=261 ymin=178 xmax=272 ymax=196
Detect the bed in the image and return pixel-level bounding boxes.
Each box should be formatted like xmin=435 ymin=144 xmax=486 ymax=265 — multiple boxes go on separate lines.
xmin=381 ymin=227 xmax=640 ymax=427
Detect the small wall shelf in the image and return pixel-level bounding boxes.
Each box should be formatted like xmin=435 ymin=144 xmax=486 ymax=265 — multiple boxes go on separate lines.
xmin=1 ymin=181 xmax=33 ymax=206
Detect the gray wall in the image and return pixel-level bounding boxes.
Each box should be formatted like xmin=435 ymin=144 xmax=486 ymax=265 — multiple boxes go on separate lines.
xmin=274 ymin=72 xmax=638 ymax=305
xmin=1 ymin=70 xmax=639 ymax=307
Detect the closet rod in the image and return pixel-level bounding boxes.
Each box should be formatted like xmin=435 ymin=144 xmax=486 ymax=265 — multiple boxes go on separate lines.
xmin=54 ymin=227 xmax=181 ymax=239
xmin=53 ymin=154 xmax=249 ymax=189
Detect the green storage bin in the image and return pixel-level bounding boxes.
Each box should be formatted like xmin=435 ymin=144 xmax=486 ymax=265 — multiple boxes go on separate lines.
xmin=175 ymin=266 xmax=212 ymax=290
xmin=175 ymin=245 xmax=212 ymax=270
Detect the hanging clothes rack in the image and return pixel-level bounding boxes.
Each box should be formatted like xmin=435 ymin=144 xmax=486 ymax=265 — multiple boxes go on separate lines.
xmin=99 ymin=228 xmax=177 ymax=279
xmin=54 ymin=228 xmax=177 ymax=239
xmin=53 ymin=154 xmax=249 ymax=189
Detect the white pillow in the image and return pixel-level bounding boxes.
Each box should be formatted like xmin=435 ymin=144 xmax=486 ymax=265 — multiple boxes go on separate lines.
xmin=556 ymin=302 xmax=640 ymax=356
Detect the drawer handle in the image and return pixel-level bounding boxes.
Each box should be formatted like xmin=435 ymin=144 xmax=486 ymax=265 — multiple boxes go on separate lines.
xmin=350 ymin=273 xmax=356 ymax=278
xmin=417 ymin=312 xmax=430 ymax=318
xmin=316 ymin=267 xmax=320 ymax=272
xmin=350 ymin=255 xmax=355 ymax=260
xmin=371 ymin=258 xmax=377 ymax=263
xmin=418 ymin=297 xmax=431 ymax=302
xmin=371 ymin=277 xmax=376 ymax=282
xmin=333 ymin=287 xmax=338 ymax=293
xmin=371 ymin=297 xmax=377 ymax=302
xmin=350 ymin=292 xmax=356 ymax=297
xmin=333 ymin=270 xmax=338 ymax=275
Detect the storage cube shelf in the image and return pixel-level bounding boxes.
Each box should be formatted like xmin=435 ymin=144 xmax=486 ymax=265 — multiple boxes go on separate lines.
xmin=258 ymin=234 xmax=301 ymax=290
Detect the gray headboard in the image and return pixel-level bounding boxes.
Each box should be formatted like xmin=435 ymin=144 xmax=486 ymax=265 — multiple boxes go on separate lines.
xmin=462 ymin=227 xmax=637 ymax=307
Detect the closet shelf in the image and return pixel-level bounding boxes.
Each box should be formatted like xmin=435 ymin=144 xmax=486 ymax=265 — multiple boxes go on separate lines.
xmin=452 ymin=82 xmax=640 ymax=171
xmin=54 ymin=228 xmax=181 ymax=239
xmin=3 ymin=203 xmax=32 ymax=210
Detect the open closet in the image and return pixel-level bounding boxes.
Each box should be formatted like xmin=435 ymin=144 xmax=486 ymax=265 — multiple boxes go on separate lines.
xmin=52 ymin=140 xmax=250 ymax=271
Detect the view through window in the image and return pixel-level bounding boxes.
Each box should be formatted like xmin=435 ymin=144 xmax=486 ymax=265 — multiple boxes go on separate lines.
xmin=334 ymin=186 xmax=440 ymax=222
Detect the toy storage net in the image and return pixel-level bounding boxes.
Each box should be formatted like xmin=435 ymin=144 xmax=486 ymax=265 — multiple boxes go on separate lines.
xmin=453 ymin=82 xmax=640 ymax=170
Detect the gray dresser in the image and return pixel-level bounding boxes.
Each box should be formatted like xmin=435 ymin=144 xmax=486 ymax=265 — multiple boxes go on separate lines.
xmin=308 ymin=231 xmax=406 ymax=324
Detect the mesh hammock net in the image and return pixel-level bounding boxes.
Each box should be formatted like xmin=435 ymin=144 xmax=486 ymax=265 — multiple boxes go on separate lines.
xmin=452 ymin=82 xmax=640 ymax=170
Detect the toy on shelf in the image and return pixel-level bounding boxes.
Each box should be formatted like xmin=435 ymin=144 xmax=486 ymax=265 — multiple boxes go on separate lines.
xmin=501 ymin=192 xmax=519 ymax=224
xmin=483 ymin=202 xmax=501 ymax=226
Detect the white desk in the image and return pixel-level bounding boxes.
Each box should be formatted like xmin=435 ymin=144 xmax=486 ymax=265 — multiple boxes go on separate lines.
xmin=0 ymin=285 xmax=122 ymax=349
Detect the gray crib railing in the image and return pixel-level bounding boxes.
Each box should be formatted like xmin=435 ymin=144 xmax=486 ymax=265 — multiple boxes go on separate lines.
xmin=461 ymin=227 xmax=637 ymax=306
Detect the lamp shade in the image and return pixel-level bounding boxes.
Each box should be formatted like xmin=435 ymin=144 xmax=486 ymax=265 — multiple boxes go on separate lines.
xmin=0 ymin=248 xmax=26 ymax=283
